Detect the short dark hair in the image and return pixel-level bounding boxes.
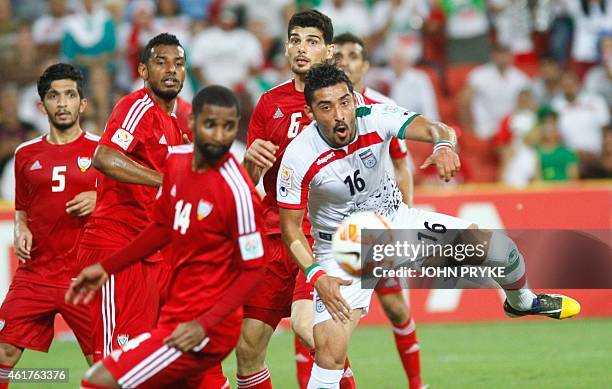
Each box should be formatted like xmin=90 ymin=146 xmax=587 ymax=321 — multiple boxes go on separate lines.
xmin=37 ymin=63 xmax=84 ymax=100
xmin=288 ymin=9 xmax=333 ymax=45
xmin=304 ymin=63 xmax=353 ymax=107
xmin=332 ymin=32 xmax=368 ymax=60
xmin=192 ymin=85 xmax=240 ymax=117
xmin=140 ymin=33 xmax=184 ymax=64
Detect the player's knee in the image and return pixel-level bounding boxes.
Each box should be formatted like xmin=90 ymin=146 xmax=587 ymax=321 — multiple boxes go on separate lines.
xmin=236 ymin=329 xmax=267 ymax=364
xmin=379 ymin=293 xmax=409 ymax=325
xmin=83 ymin=362 xmax=119 ymax=388
xmin=0 ymin=343 xmax=22 ymax=365
xmin=291 ymin=318 xmax=314 ymax=349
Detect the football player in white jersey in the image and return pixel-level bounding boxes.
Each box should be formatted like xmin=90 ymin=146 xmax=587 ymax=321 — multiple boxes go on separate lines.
xmin=277 ymin=64 xmax=581 ymax=388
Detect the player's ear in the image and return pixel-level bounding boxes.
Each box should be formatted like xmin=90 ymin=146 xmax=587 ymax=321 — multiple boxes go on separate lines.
xmin=137 ymin=63 xmax=148 ymax=81
xmin=284 ymin=41 xmax=289 ymax=57
xmin=363 ymin=59 xmax=370 ymax=73
xmin=325 ymin=43 xmax=335 ymax=60
xmin=37 ymin=101 xmax=47 ymax=115
xmin=304 ymin=105 xmax=314 ymax=120
xmin=79 ymin=98 xmax=88 ymax=114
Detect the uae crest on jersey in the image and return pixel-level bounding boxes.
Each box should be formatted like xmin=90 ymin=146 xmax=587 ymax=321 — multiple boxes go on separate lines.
xmin=77 ymin=156 xmax=92 ymax=172
xmin=359 ymin=148 xmax=377 ymax=168
xmin=197 ymin=199 xmax=213 ymax=221
xmin=117 ymin=334 xmax=129 ymax=347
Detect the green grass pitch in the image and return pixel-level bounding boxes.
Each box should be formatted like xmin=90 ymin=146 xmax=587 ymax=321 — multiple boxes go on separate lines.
xmin=15 ymin=318 xmax=612 ymax=388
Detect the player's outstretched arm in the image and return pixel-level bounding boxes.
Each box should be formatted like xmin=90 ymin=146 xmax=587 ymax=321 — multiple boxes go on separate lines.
xmin=13 ymin=210 xmax=32 ymax=263
xmin=93 ymin=145 xmax=163 ymax=187
xmin=280 ymin=208 xmax=353 ymax=323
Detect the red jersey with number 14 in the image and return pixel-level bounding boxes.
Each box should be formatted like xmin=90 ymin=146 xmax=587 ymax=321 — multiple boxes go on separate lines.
xmin=13 ymin=132 xmax=100 ymax=287
xmin=152 ymin=146 xmax=266 ymax=327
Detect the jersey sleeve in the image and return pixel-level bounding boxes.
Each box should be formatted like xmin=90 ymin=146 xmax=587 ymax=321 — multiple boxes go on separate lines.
xmin=224 ymin=163 xmax=266 ymax=269
xmin=247 ymin=93 xmax=268 ymax=147
xmin=99 ymin=97 xmax=154 ymax=154
xmin=13 ymin=152 xmax=28 ymax=211
xmin=276 ymin=149 xmax=309 ymax=209
xmin=389 ymin=137 xmax=408 ymax=159
xmin=369 ymin=104 xmax=420 ymax=141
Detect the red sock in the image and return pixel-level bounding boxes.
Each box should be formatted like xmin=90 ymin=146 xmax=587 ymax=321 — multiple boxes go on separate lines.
xmin=80 ymin=379 xmax=113 ymax=389
xmin=0 ymin=364 xmax=12 ymax=389
xmin=236 ymin=368 xmax=272 ymax=389
xmin=294 ymin=336 xmax=314 ymax=389
xmin=393 ymin=318 xmax=422 ymax=389
xmin=339 ymin=358 xmax=356 ymax=389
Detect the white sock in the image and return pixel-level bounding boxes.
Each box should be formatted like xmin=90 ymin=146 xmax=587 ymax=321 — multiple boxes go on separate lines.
xmin=505 ymin=287 xmax=537 ymax=310
xmin=307 ymin=363 xmax=343 ymax=389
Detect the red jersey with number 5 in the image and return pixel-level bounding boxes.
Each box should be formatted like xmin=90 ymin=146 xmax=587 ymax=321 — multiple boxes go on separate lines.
xmin=247 ymin=79 xmax=312 ymax=235
xmin=13 ymin=132 xmax=100 ymax=287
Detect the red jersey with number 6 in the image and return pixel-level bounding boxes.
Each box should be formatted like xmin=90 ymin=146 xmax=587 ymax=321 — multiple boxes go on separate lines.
xmin=13 ymin=132 xmax=100 ymax=287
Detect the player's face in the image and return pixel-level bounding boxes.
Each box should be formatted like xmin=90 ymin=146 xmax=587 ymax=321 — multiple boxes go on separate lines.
xmin=334 ymin=43 xmax=368 ymax=87
xmin=192 ymin=104 xmax=239 ymax=162
xmin=140 ymin=44 xmax=186 ymax=101
xmin=306 ymin=82 xmax=356 ymax=148
xmin=286 ymin=27 xmax=334 ymax=75
xmin=40 ymin=79 xmax=86 ymax=131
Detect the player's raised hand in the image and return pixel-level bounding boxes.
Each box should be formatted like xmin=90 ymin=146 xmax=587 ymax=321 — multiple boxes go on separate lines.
xmin=420 ymin=148 xmax=461 ymax=182
xmin=66 ymin=191 xmax=97 ymax=216
xmin=245 ymin=139 xmax=279 ymax=169
xmin=164 ymin=320 xmax=206 ymax=352
xmin=314 ymin=275 xmax=353 ymax=323
xmin=65 ymin=263 xmax=108 ymax=305
xmin=14 ymin=226 xmax=32 ymax=263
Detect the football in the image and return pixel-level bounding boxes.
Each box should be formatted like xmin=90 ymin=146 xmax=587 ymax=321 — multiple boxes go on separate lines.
xmin=332 ymin=211 xmax=392 ymax=277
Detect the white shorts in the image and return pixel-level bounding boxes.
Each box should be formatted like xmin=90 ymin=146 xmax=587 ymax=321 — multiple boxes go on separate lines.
xmin=313 ymin=204 xmax=473 ymax=325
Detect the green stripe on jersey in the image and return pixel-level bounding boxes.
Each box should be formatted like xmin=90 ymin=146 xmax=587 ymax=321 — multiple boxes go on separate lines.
xmin=397 ymin=114 xmax=420 ymax=139
xmin=355 ymin=106 xmax=372 ymax=117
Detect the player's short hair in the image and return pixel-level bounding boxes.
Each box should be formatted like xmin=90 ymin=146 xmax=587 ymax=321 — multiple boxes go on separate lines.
xmin=37 ymin=63 xmax=84 ymax=100
xmin=288 ymin=9 xmax=333 ymax=45
xmin=140 ymin=33 xmax=184 ymax=64
xmin=332 ymin=32 xmax=368 ymax=61
xmin=192 ymin=85 xmax=240 ymax=117
xmin=304 ymin=63 xmax=354 ymax=107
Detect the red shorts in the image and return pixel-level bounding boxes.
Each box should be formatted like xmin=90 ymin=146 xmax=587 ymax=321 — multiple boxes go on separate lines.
xmin=375 ymin=276 xmax=403 ymax=295
xmin=103 ymin=321 xmax=240 ymax=388
xmin=78 ymin=246 xmax=161 ymax=362
xmin=0 ymin=280 xmax=92 ymax=354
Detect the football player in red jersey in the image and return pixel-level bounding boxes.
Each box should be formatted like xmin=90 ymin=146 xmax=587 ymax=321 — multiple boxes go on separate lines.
xmin=238 ymin=9 xmax=355 ymax=389
xmin=68 ymin=85 xmax=266 ymax=389
xmin=0 ymin=64 xmax=98 ymax=386
xmin=333 ymin=32 xmax=423 ymax=389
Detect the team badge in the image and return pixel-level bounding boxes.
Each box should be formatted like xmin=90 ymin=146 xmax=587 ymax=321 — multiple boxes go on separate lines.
xmin=0 ymin=319 xmax=5 ymax=331
xmin=197 ymin=199 xmax=213 ymax=220
xmin=238 ymin=232 xmax=264 ymax=261
xmin=111 ymin=128 xmax=134 ymax=151
xmin=359 ymin=148 xmax=377 ymax=168
xmin=77 ymin=156 xmax=92 ymax=172
xmin=117 ymin=334 xmax=129 ymax=347
xmin=315 ymin=298 xmax=326 ymax=313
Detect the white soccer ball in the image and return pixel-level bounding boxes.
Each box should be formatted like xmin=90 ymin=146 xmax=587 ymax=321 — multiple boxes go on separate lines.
xmin=332 ymin=211 xmax=392 ymax=277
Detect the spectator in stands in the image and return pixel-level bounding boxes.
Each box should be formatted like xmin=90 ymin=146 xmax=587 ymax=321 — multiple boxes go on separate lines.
xmin=126 ymin=0 xmax=157 ymax=82
xmin=190 ymin=5 xmax=263 ymax=89
xmin=494 ymin=89 xmax=539 ymax=187
xmin=62 ymin=0 xmax=117 ymax=130
xmin=459 ymin=44 xmax=530 ymax=140
xmin=319 ymin=0 xmax=371 ymax=38
xmin=489 ymin=0 xmax=536 ymax=65
xmin=568 ymin=0 xmax=612 ymax=78
xmin=0 ymin=22 xmax=42 ymax=87
xmin=388 ymin=43 xmax=439 ymax=120
xmin=369 ymin=0 xmax=431 ymax=65
xmin=0 ymin=84 xmax=37 ymax=173
xmin=154 ymin=0 xmax=192 ymax=48
xmin=532 ymin=56 xmax=563 ymax=106
xmin=438 ymin=0 xmax=490 ymax=64
xmin=32 ymin=0 xmax=69 ymax=59
xmin=552 ymin=69 xmax=610 ymax=161
xmin=177 ymin=0 xmax=212 ymax=21
xmin=584 ymin=33 xmax=612 ymax=109
xmin=534 ymin=106 xmax=579 ymax=182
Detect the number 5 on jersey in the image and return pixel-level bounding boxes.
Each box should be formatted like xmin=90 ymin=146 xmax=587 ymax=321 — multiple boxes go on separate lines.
xmin=174 ymin=200 xmax=192 ymax=234
xmin=52 ymin=166 xmax=67 ymax=192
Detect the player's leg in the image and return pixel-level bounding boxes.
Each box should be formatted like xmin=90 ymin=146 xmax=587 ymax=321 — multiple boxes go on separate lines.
xmin=291 ymin=271 xmax=315 ymax=389
xmin=56 ymin=286 xmax=94 ymax=366
xmin=376 ymin=287 xmax=423 ymax=389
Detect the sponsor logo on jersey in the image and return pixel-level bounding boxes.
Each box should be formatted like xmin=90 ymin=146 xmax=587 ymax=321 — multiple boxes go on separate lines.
xmin=238 ymin=232 xmax=264 ymax=261
xmin=273 ymin=107 xmax=284 ymax=119
xmin=359 ymin=148 xmax=377 ymax=168
xmin=77 ymin=156 xmax=92 ymax=172
xmin=111 ymin=128 xmax=134 ymax=151
xmin=0 ymin=319 xmax=5 ymax=331
xmin=279 ymin=165 xmax=293 ymax=188
xmin=159 ymin=134 xmax=167 ymax=144
xmin=117 ymin=334 xmax=129 ymax=347
xmin=30 ymin=160 xmax=42 ymax=171
xmin=197 ymin=199 xmax=213 ymax=220
xmin=317 ymin=152 xmax=335 ymax=166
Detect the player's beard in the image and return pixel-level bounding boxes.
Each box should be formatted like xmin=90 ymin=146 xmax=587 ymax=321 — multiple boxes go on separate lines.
xmin=49 ymin=115 xmax=78 ymax=131
xmin=150 ymin=82 xmax=183 ymax=101
xmin=197 ymin=142 xmax=231 ymax=162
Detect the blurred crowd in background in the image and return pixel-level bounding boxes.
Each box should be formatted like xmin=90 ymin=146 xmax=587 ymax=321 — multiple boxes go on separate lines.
xmin=0 ymin=0 xmax=611 ymax=199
